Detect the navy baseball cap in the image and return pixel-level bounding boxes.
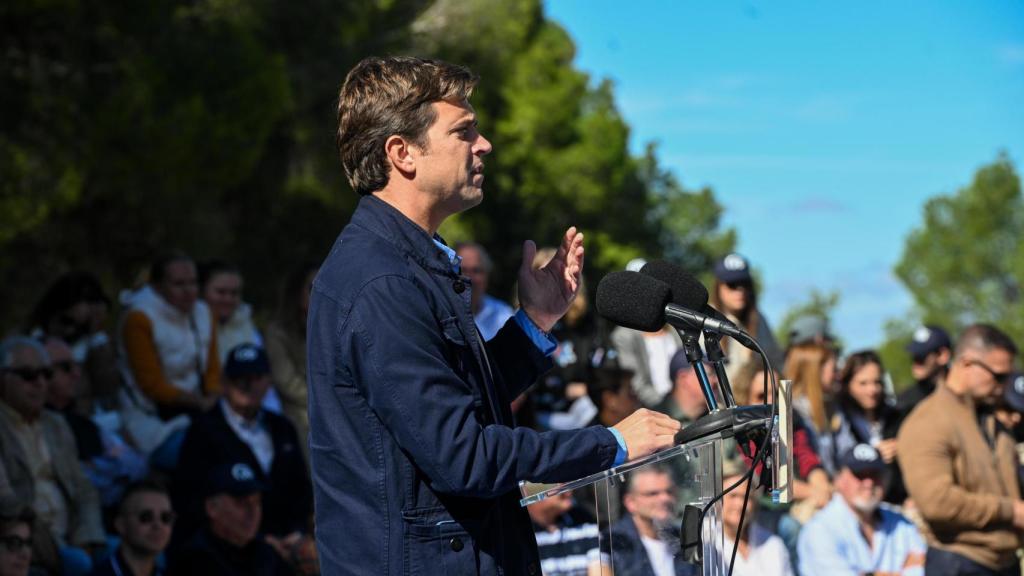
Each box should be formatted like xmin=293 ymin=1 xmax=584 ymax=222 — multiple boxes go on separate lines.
xmin=224 ymin=343 xmax=271 ymax=379
xmin=205 ymin=461 xmax=267 ymax=498
xmin=840 ymin=444 xmax=886 ymax=475
xmin=1003 ymin=371 xmax=1024 ymax=413
xmin=713 ymin=253 xmax=752 ymax=284
xmin=905 ymin=325 xmax=952 ymax=359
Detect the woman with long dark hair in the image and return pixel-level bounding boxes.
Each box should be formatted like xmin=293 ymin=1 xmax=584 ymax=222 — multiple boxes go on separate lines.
xmin=832 ymin=350 xmax=904 ymax=504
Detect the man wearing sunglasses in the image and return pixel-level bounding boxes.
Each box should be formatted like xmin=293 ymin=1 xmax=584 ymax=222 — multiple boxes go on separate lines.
xmin=898 ymin=323 xmax=1024 ymax=576
xmin=0 ymin=336 xmax=105 ymax=576
xmin=93 ymin=480 xmax=174 ymax=576
xmin=895 ymin=324 xmax=953 ymax=421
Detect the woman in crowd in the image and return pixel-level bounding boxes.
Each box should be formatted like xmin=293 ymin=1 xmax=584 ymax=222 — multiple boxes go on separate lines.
xmin=783 ymin=341 xmax=838 ymax=474
xmin=831 ymin=350 xmax=903 ymax=504
xmin=265 ymin=262 xmax=319 ymax=464
xmin=709 ymin=253 xmax=784 ymax=386
xmin=721 ymin=457 xmax=794 ymax=576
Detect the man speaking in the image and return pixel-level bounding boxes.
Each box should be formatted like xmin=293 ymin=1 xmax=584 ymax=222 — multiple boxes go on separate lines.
xmin=308 ymin=56 xmax=682 ymax=575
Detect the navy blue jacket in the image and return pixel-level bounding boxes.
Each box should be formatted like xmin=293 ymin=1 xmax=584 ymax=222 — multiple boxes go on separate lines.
xmin=307 ymin=195 xmax=619 ymax=575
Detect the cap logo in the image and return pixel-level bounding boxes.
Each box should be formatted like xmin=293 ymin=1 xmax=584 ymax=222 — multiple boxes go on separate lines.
xmin=231 ymin=463 xmax=255 ymax=481
xmin=234 ymin=346 xmax=259 ymax=362
xmin=913 ymin=327 xmax=931 ymax=343
xmin=723 ymin=254 xmax=746 ymax=271
xmin=1015 ymin=375 xmax=1024 ymax=395
xmin=853 ymin=444 xmax=877 ymax=462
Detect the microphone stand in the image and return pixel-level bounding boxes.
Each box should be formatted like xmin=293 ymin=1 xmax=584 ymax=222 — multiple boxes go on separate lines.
xmin=680 ymin=331 xmax=718 ymax=413
xmin=703 ymin=334 xmax=736 ymax=408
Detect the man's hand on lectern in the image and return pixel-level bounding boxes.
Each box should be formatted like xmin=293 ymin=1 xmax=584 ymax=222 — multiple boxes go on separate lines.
xmin=611 ymin=408 xmax=682 ymax=462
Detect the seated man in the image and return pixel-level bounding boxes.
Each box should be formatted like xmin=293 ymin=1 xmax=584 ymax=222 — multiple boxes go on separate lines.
xmin=797 ymin=444 xmax=925 ymax=576
xmin=92 ymin=480 xmax=173 ymax=576
xmin=0 ymin=498 xmax=34 ymax=576
xmin=173 ymin=344 xmax=311 ymax=554
xmin=527 ymin=491 xmax=602 ymax=576
xmin=0 ymin=336 xmax=105 ymax=576
xmin=603 ymin=466 xmax=698 ymax=576
xmin=654 ymin=349 xmax=714 ymax=427
xmin=168 ymin=462 xmax=291 ymax=576
xmin=43 ymin=336 xmax=147 ymax=508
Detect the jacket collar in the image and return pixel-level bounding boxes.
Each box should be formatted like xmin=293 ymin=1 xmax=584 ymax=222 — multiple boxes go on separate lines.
xmin=350 ymin=194 xmax=457 ymax=277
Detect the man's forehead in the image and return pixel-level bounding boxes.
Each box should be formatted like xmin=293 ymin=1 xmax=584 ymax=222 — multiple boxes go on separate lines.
xmin=10 ymin=345 xmax=44 ymax=366
xmin=434 ymin=99 xmax=475 ymax=122
xmin=983 ymin=348 xmax=1014 ymax=368
xmin=45 ymin=341 xmax=72 ymax=361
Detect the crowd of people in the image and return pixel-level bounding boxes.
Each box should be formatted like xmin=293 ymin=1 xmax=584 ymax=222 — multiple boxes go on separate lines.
xmin=0 ymin=244 xmax=1021 ymax=576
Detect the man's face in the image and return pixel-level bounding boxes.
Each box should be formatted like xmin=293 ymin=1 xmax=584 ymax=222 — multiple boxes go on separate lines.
xmin=2 ymin=346 xmax=50 ymax=419
xmin=835 ymin=468 xmax=883 ymax=514
xmin=0 ymin=521 xmax=31 ymax=576
xmin=206 ymin=492 xmax=262 ymax=547
xmin=413 ymin=100 xmax=492 ymax=217
xmin=603 ymin=377 xmax=640 ymax=422
xmin=157 ymin=260 xmax=198 ymax=314
xmin=203 ymin=272 xmax=242 ymax=324
xmin=960 ymin=348 xmax=1014 ymax=405
xmin=44 ymin=339 xmax=79 ymax=411
xmin=224 ymin=374 xmax=271 ymax=420
xmin=116 ymin=491 xmax=174 ymax=556
xmin=526 ymin=491 xmax=573 ymax=529
xmin=456 ymin=245 xmax=489 ymax=296
xmin=625 ymin=471 xmax=676 ymax=525
xmin=675 ymin=369 xmax=712 ymax=420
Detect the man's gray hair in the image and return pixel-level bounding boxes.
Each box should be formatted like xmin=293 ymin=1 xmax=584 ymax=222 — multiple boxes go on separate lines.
xmin=0 ymin=336 xmax=50 ymax=369
xmin=454 ymin=242 xmax=493 ymax=273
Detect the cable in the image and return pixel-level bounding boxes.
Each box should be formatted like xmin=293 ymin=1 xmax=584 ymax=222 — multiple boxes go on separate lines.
xmin=692 ymin=338 xmax=777 ymax=576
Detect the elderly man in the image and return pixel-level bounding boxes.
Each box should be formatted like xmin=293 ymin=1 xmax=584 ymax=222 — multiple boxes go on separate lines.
xmin=0 ymin=336 xmax=105 ymax=576
xmin=310 ymin=55 xmax=680 ymax=576
xmin=798 ymin=443 xmax=925 ymax=575
xmin=898 ymin=324 xmax=1024 ymax=576
xmin=169 ymin=461 xmax=290 ymax=576
xmin=455 ymin=242 xmax=515 ymax=341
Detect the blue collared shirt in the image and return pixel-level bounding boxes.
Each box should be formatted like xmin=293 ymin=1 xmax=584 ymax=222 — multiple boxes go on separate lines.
xmin=433 ymin=238 xmax=626 ymax=467
xmin=797 ymin=493 xmax=925 ymax=576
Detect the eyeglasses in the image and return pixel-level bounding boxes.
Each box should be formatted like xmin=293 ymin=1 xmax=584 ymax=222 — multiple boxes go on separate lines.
xmin=0 ymin=535 xmax=31 ymax=553
xmin=910 ymin=352 xmax=934 ymax=365
xmin=724 ymin=281 xmax=752 ymax=291
xmin=136 ymin=510 xmax=176 ymax=526
xmin=964 ymin=359 xmax=1013 ymax=384
xmin=4 ymin=367 xmax=53 ymax=382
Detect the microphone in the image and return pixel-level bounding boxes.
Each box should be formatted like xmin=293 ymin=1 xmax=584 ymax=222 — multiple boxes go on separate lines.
xmin=594 ymin=271 xmax=672 ymax=333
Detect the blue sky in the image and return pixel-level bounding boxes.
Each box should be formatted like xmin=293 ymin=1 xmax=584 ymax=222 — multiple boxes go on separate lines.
xmin=545 ymin=0 xmax=1024 ymax=350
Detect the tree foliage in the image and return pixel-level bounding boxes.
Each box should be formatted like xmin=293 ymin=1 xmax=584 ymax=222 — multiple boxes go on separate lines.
xmin=0 ymin=0 xmax=734 ymax=329
xmin=894 ymin=152 xmax=1024 ymax=347
xmin=773 ymin=289 xmax=841 ymax=350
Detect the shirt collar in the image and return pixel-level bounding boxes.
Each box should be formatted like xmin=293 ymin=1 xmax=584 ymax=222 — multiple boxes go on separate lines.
xmin=219 ymin=398 xmax=262 ymax=429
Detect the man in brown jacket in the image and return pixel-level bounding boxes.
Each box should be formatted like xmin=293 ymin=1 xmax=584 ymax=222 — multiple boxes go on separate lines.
xmin=898 ymin=323 xmax=1024 ymax=576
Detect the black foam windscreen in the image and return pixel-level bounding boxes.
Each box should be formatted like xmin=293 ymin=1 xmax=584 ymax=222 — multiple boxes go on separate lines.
xmin=639 ymin=260 xmax=709 ymax=310
xmin=595 ymin=271 xmax=671 ymax=332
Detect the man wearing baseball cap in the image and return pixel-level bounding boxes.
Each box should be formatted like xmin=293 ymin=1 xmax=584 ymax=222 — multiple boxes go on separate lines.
xmin=896 ymin=324 xmax=953 ymax=419
xmin=169 ymin=461 xmax=291 ymax=575
xmin=797 ymin=444 xmax=925 ymax=575
xmin=173 ymin=343 xmax=311 ymax=563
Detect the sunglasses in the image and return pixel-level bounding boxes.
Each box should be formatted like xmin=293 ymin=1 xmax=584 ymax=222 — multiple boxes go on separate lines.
xmin=136 ymin=510 xmax=176 ymax=526
xmin=4 ymin=367 xmax=53 ymax=382
xmin=724 ymin=281 xmax=752 ymax=290
xmin=965 ymin=359 xmax=1013 ymax=384
xmin=0 ymin=535 xmax=30 ymax=553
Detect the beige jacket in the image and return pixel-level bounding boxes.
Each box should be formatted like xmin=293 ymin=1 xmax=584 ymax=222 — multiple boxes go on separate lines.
xmin=897 ymin=384 xmax=1021 ymax=569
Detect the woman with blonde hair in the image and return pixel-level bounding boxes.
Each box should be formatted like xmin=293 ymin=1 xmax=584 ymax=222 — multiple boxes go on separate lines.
xmin=783 ymin=342 xmax=838 ymax=474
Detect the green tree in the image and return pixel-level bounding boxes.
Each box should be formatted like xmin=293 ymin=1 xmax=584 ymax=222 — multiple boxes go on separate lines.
xmin=894 ymin=152 xmax=1024 ymax=346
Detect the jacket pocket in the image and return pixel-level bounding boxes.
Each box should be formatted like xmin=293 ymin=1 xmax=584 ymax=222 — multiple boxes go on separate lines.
xmin=402 ymin=507 xmax=478 ymax=576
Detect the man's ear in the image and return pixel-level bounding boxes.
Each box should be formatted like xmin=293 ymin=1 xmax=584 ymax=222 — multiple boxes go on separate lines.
xmin=385 ymin=135 xmax=416 ymax=177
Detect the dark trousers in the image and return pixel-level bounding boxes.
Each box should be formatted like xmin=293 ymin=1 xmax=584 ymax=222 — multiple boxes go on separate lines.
xmin=925 ymin=547 xmax=1021 ymax=576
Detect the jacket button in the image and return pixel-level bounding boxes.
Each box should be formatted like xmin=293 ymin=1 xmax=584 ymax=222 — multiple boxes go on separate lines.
xmin=453 ymin=280 xmax=466 ymax=294
xmin=449 ymin=537 xmax=464 ymax=552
